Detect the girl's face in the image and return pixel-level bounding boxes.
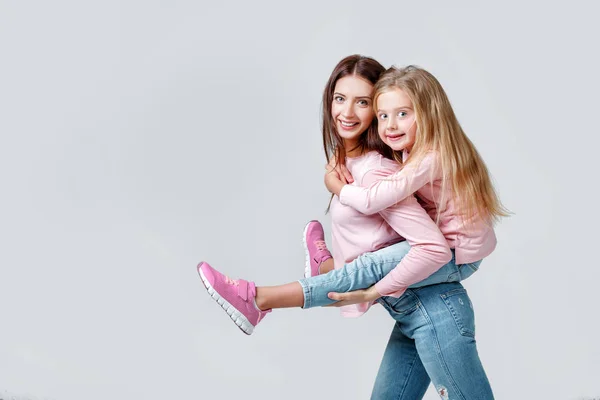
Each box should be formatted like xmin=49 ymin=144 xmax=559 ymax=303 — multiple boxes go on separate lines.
xmin=376 ymin=88 xmax=417 ymax=152
xmin=331 ymin=75 xmax=375 ymax=145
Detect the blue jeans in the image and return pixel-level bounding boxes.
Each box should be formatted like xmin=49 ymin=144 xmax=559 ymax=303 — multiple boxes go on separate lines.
xmin=372 ymin=282 xmax=494 ymax=399
xmin=298 ymin=241 xmax=481 ymax=309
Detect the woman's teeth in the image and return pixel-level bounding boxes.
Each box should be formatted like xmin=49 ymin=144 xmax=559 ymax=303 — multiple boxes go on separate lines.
xmin=341 ymin=121 xmax=358 ymax=127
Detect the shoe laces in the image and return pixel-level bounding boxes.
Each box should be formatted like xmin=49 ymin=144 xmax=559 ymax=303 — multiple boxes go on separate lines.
xmin=224 ymin=275 xmax=239 ymax=286
xmin=315 ymin=240 xmax=327 ymax=251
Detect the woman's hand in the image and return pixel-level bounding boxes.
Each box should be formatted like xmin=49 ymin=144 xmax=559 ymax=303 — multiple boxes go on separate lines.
xmin=325 ymin=285 xmax=382 ymax=307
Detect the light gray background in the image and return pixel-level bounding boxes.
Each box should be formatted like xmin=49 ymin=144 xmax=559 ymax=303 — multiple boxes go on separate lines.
xmin=1 ymin=1 xmax=599 ymax=399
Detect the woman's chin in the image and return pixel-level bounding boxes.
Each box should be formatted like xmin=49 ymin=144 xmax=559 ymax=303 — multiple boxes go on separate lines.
xmin=338 ymin=129 xmax=363 ymax=141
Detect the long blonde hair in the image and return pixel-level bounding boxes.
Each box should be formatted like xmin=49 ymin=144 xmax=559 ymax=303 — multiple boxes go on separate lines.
xmin=373 ymin=66 xmax=509 ymax=224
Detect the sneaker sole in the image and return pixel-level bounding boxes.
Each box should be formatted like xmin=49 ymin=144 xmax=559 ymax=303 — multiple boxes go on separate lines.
xmin=302 ymin=221 xmax=315 ymax=279
xmin=197 ymin=265 xmax=255 ymax=335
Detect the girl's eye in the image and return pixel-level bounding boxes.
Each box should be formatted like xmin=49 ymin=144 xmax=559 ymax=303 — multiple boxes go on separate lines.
xmin=399 ymin=111 xmax=407 ymax=117
xmin=379 ymin=113 xmax=387 ymax=120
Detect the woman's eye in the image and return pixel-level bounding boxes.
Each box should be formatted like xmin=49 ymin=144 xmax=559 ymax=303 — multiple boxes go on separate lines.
xmin=334 ymin=96 xmax=344 ymax=102
xmin=358 ymin=100 xmax=369 ymax=106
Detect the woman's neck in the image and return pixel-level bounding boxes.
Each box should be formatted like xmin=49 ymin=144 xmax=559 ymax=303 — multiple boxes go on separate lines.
xmin=344 ymin=139 xmax=363 ymax=158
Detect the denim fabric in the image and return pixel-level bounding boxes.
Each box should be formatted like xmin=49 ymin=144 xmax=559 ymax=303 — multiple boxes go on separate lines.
xmin=371 ymin=282 xmax=494 ymax=399
xmin=298 ymin=241 xmax=480 ymax=309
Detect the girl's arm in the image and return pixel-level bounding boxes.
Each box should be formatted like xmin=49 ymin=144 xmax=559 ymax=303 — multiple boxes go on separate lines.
xmin=338 ymin=152 xmax=440 ymax=215
xmin=361 ymin=167 xmax=451 ymax=298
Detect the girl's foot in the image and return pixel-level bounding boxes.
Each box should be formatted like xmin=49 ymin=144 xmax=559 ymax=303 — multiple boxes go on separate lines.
xmin=197 ymin=262 xmax=271 ymax=335
xmin=302 ymin=220 xmax=332 ymax=278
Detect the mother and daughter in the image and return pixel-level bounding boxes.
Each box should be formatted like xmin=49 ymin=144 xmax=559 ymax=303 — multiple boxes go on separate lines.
xmin=197 ymin=55 xmax=507 ymax=399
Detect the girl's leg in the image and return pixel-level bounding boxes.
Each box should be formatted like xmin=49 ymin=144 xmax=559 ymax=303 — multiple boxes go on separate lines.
xmin=257 ymin=240 xmax=401 ymax=309
xmin=300 ymin=241 xmax=412 ymax=308
xmin=252 ymin=240 xmax=463 ymax=310
xmin=381 ymin=283 xmax=494 ymax=399
xmin=319 ymin=258 xmax=334 ymax=274
xmin=206 ymin=241 xmax=412 ymax=313
xmin=371 ymin=321 xmax=430 ymax=400
xmin=197 ymin=244 xmax=477 ymax=334
xmin=300 ymin=240 xmax=477 ymax=309
xmin=254 ymin=283 xmax=304 ymax=310
xmin=301 ymin=245 xmax=482 ymax=309
xmin=197 ymin=242 xmax=408 ymax=335
xmin=303 ymin=220 xmax=334 ymax=277
xmin=201 ymin=241 xmax=472 ymax=312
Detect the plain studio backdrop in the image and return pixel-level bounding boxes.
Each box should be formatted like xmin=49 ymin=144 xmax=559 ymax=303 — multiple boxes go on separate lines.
xmin=1 ymin=1 xmax=599 ymax=399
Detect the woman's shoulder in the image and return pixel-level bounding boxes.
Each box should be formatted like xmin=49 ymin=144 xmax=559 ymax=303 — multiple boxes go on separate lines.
xmin=362 ymin=151 xmax=401 ymax=172
xmin=351 ymin=152 xmax=401 ymax=185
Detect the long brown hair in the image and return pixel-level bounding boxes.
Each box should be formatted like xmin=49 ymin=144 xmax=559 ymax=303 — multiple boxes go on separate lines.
xmin=322 ymin=55 xmax=393 ymax=165
xmin=373 ymin=65 xmax=509 ymax=224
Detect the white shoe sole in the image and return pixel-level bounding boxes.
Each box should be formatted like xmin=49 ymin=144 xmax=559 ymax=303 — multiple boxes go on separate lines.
xmin=198 ymin=266 xmax=254 ymax=335
xmin=302 ymin=221 xmax=313 ymax=279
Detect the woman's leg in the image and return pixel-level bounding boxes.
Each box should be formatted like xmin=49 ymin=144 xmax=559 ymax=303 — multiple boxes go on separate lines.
xmin=371 ymin=321 xmax=430 ymax=400
xmin=381 ymin=283 xmax=494 ymax=399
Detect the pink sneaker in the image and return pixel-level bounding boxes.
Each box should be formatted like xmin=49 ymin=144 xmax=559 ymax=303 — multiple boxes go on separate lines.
xmin=302 ymin=220 xmax=332 ymax=278
xmin=197 ymin=262 xmax=270 ymax=335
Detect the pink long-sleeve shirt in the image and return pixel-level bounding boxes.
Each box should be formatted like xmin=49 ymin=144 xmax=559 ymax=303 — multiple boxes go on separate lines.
xmin=330 ymin=151 xmax=451 ymax=318
xmin=339 ymin=150 xmax=497 ymax=269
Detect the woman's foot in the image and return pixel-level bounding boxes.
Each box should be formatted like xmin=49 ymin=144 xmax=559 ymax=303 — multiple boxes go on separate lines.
xmin=302 ymin=220 xmax=333 ymax=278
xmin=197 ymin=262 xmax=271 ymax=335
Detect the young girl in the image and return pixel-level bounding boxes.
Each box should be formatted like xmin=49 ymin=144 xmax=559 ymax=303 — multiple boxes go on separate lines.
xmin=197 ymin=56 xmax=493 ymax=331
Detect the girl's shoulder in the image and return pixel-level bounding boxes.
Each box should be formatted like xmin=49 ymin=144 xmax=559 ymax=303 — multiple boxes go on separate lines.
xmin=404 ymin=149 xmax=442 ymax=175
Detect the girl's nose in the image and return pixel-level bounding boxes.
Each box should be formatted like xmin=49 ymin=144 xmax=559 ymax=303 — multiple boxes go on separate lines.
xmin=387 ymin=117 xmax=398 ymax=130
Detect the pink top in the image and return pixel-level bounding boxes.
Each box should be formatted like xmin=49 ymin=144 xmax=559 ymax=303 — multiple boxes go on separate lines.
xmin=339 ymin=150 xmax=497 ymax=268
xmin=330 ymin=151 xmax=451 ymax=318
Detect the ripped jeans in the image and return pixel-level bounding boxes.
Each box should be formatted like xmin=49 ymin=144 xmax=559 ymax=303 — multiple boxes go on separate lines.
xmin=371 ymin=282 xmax=494 ymax=400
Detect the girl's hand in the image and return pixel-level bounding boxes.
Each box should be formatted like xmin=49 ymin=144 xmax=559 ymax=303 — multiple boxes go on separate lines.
xmin=325 ymin=285 xmax=382 ymax=307
xmin=324 ymin=168 xmax=345 ymax=196
xmin=326 ymin=156 xmax=354 ymax=184
xmin=324 ymin=156 xmax=351 ymax=196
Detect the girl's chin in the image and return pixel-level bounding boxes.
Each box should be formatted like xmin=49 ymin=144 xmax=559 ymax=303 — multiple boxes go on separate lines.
xmin=386 ymin=142 xmax=405 ymax=151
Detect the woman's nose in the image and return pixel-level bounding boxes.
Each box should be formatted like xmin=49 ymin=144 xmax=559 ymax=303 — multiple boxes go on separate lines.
xmin=341 ymin=103 xmax=355 ymax=118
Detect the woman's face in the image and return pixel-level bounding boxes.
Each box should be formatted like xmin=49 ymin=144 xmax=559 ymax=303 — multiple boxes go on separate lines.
xmin=331 ymin=75 xmax=375 ymax=145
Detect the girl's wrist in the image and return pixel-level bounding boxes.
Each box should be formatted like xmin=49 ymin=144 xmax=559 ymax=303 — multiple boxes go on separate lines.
xmin=333 ymin=180 xmax=345 ymax=196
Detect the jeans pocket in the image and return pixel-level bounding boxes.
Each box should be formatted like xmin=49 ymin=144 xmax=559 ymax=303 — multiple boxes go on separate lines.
xmin=458 ymin=260 xmax=482 ymax=281
xmin=380 ymin=293 xmax=419 ymax=317
xmin=440 ymin=288 xmax=476 ymax=338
